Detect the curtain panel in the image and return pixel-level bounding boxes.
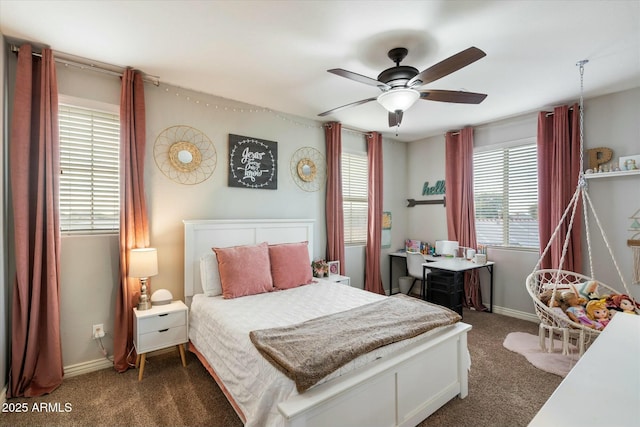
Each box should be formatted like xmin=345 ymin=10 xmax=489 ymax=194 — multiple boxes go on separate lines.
xmin=537 ymin=104 xmax=582 ymax=271
xmin=114 ymin=69 xmax=150 ymax=372
xmin=8 ymin=45 xmax=64 ymax=397
xmin=324 ymin=122 xmax=345 ymax=274
xmin=364 ymin=132 xmax=385 ymax=295
xmin=445 ymin=127 xmax=485 ymax=311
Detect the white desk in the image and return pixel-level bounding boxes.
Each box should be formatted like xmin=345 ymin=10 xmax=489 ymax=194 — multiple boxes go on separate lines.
xmin=389 ymin=252 xmax=495 ymax=312
xmin=529 ymin=312 xmax=640 ymax=426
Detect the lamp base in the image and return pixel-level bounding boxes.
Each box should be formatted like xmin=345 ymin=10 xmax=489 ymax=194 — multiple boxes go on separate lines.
xmin=138 ymin=278 xmax=152 ymax=311
xmin=138 ymin=298 xmax=152 ymax=311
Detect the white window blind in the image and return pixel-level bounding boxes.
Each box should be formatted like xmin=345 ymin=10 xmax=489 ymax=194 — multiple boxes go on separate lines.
xmin=59 ymin=103 xmax=120 ymax=233
xmin=342 ymin=152 xmax=368 ymax=245
xmin=474 ymin=144 xmax=538 ymax=249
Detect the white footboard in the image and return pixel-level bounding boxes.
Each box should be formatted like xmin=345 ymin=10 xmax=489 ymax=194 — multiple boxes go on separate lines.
xmin=278 ymin=322 xmax=471 ymax=427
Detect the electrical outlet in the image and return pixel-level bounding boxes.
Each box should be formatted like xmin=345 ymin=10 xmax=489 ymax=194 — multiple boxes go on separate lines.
xmin=92 ymin=324 xmax=105 ymax=339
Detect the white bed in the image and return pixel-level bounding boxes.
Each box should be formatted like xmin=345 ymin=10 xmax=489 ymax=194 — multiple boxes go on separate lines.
xmin=184 ymin=219 xmax=471 ymax=427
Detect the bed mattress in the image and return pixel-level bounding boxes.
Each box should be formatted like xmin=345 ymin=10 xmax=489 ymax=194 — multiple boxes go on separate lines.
xmin=189 ymin=280 xmax=454 ymax=427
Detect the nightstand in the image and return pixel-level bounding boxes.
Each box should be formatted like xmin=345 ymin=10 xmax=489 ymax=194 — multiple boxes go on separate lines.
xmin=133 ymin=300 xmax=188 ymax=381
xmin=326 ymin=274 xmax=351 ymax=286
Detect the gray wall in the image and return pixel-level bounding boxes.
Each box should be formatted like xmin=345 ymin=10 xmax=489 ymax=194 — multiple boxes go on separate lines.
xmin=581 ymin=88 xmax=640 ymax=302
xmin=406 ymin=87 xmax=640 ymax=318
xmin=3 ymin=53 xmax=408 ymax=369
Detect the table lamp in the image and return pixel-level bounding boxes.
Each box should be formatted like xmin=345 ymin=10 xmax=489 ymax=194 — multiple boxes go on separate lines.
xmin=129 ymin=248 xmax=158 ymax=311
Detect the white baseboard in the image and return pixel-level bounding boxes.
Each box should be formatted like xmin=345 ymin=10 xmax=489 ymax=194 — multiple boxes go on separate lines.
xmin=491 ymin=305 xmax=539 ymax=323
xmin=64 ymin=357 xmax=113 ymax=378
xmin=63 ymin=347 xmax=177 ymax=379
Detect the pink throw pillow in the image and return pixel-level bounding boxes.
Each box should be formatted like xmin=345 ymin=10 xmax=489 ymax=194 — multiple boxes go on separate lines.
xmin=269 ymin=242 xmax=313 ymax=290
xmin=214 ymin=242 xmax=274 ymax=299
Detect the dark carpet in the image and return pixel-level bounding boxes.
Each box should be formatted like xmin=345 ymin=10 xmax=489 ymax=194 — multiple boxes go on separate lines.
xmin=0 ymin=309 xmax=561 ymax=427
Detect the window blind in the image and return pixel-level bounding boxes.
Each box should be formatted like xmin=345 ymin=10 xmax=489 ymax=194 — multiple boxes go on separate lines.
xmin=342 ymin=152 xmax=368 ymax=245
xmin=59 ymin=104 xmax=120 ymax=233
xmin=474 ymin=144 xmax=538 ymax=249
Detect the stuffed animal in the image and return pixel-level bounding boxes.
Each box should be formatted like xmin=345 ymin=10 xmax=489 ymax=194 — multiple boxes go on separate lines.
xmin=585 ymin=299 xmax=610 ymax=330
xmin=562 ymin=291 xmax=596 ymax=328
xmin=574 ymin=281 xmax=600 ymax=301
xmin=540 ymin=289 xmax=570 ymax=323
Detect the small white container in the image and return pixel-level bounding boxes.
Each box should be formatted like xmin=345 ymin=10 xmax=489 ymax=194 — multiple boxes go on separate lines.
xmin=466 ymin=249 xmax=476 ymax=260
xmin=474 ymin=253 xmax=487 ymax=265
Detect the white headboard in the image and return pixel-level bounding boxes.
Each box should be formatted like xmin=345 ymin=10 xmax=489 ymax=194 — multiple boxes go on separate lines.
xmin=183 ymin=219 xmax=315 ymax=302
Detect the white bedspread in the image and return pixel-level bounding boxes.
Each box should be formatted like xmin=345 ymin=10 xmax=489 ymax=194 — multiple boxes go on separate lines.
xmin=189 ymin=281 xmax=452 ymax=427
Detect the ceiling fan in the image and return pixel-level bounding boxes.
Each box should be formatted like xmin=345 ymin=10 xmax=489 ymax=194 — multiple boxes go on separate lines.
xmin=318 ymin=46 xmax=488 ymax=128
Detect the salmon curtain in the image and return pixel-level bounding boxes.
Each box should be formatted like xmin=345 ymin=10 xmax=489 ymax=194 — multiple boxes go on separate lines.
xmin=8 ymin=45 xmax=64 ymax=397
xmin=114 ymin=69 xmax=150 ymax=372
xmin=445 ymin=127 xmax=485 ymax=311
xmin=537 ymin=104 xmax=582 ymax=271
xmin=324 ymin=122 xmax=345 ymax=274
xmin=364 ymin=132 xmax=385 ymax=295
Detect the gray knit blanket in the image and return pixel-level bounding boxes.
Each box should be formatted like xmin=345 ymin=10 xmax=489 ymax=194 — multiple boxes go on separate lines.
xmin=249 ymin=294 xmax=461 ymax=392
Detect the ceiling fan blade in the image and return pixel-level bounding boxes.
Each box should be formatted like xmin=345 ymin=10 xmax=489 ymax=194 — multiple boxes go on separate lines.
xmin=328 ymin=68 xmax=390 ymax=90
xmin=318 ymin=97 xmax=378 ymax=117
xmin=408 ymin=47 xmax=486 ymax=87
xmin=388 ymin=110 xmax=403 ymax=127
xmin=419 ymin=90 xmax=487 ymax=104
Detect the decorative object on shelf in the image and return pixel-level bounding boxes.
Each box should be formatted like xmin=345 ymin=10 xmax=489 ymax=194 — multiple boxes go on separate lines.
xmin=154 ymin=125 xmax=217 ymax=185
xmin=585 ymin=147 xmax=613 ymax=171
xmin=290 ymin=146 xmax=326 ymax=192
xmin=228 ymin=134 xmax=277 ymax=189
xmin=620 ymin=154 xmax=640 ymax=171
xmin=311 ymin=259 xmax=328 ymax=278
xmin=128 ymin=248 xmax=158 ymax=311
xmin=407 ymin=196 xmax=446 ymax=207
xmin=327 ymin=261 xmax=340 ymax=276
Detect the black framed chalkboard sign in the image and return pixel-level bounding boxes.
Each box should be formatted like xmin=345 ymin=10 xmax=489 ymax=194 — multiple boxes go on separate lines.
xmin=228 ymin=134 xmax=278 ymax=189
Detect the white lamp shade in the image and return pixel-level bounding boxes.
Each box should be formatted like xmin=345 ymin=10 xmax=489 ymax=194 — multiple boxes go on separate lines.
xmin=128 ymin=248 xmax=158 ymax=278
xmin=377 ymin=88 xmax=420 ymax=112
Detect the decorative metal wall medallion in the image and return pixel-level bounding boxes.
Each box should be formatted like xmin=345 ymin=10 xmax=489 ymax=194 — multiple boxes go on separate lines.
xmin=290 ymin=147 xmax=326 ymax=192
xmin=154 ymin=125 xmax=217 ymax=185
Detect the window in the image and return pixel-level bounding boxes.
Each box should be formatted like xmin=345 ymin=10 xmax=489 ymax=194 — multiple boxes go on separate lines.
xmin=342 ymin=151 xmax=368 ymax=245
xmin=474 ymin=143 xmax=538 ymax=249
xmin=59 ymin=101 xmax=120 ymax=233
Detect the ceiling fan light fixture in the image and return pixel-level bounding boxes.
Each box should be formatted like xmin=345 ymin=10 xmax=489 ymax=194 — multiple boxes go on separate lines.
xmin=376 ymin=88 xmax=420 ymax=113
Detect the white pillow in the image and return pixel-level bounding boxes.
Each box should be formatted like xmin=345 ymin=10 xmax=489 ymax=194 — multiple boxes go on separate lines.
xmin=200 ymin=252 xmax=222 ymax=296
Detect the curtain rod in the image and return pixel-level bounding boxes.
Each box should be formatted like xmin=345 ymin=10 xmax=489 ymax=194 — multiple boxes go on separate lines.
xmin=545 ymin=106 xmax=575 ymax=117
xmin=324 ymin=122 xmax=371 ymax=136
xmin=10 ymin=44 xmax=160 ymax=86
xmin=445 ymin=104 xmax=578 ymax=135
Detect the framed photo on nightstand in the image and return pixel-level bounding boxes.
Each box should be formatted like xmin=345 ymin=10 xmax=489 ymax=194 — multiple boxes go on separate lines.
xmin=328 ymin=261 xmax=340 ymax=276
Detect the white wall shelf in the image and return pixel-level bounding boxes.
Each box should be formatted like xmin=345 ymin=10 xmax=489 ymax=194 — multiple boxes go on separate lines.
xmin=583 ymin=169 xmax=640 ymax=179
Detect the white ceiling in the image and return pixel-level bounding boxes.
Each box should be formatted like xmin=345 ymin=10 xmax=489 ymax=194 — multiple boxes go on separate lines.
xmin=1 ymin=0 xmax=639 ymax=142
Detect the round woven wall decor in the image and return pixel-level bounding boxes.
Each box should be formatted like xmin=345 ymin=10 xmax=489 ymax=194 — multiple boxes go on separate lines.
xmin=154 ymin=125 xmax=217 ymax=185
xmin=290 ymin=147 xmax=326 ymax=192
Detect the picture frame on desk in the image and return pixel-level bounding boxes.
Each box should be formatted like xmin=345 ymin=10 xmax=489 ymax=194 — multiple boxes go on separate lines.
xmin=328 ymin=261 xmax=340 ymax=276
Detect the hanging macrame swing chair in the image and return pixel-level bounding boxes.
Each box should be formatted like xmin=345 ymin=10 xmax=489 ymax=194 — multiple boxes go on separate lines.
xmin=525 ymin=60 xmax=637 ymax=357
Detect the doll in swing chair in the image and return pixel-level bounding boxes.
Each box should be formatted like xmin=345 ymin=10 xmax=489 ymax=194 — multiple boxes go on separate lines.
xmin=608 ymin=294 xmax=640 ymax=316
xmin=585 ymin=299 xmax=611 ymax=330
